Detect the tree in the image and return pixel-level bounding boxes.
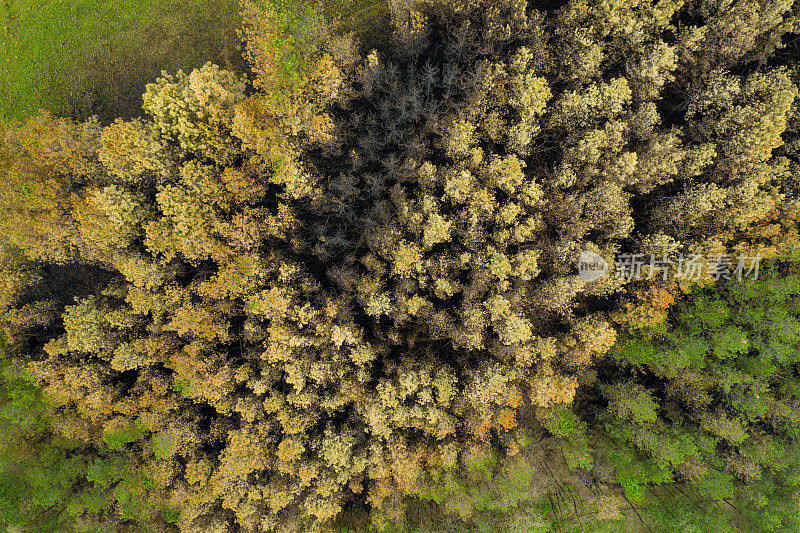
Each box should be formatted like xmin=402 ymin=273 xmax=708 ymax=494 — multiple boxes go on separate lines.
xmin=1 ymin=0 xmax=799 ymax=530
xmin=583 ymin=259 xmax=800 ymax=531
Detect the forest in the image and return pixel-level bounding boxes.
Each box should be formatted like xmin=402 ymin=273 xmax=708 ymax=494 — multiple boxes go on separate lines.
xmin=1 ymin=0 xmax=800 ymax=531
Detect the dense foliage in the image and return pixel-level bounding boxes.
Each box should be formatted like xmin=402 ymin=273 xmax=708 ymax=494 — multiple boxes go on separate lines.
xmin=1 ymin=0 xmax=799 ymax=531
xmin=0 ymin=354 xmax=168 ymax=531
xmin=582 ymin=259 xmax=800 ymax=531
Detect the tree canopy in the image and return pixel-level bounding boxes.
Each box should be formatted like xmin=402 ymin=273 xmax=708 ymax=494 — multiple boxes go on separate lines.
xmin=1 ymin=0 xmax=799 ymax=531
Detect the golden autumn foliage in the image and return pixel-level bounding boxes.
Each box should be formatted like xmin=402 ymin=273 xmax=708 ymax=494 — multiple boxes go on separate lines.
xmin=0 ymin=0 xmax=798 ymax=530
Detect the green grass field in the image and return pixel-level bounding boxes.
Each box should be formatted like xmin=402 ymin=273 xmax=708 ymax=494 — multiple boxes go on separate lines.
xmin=0 ymin=0 xmax=393 ymax=124
xmin=0 ymin=0 xmax=245 ymax=123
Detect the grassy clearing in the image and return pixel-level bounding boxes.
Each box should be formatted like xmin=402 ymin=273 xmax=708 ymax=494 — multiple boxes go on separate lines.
xmin=0 ymin=0 xmax=391 ymax=124
xmin=0 ymin=0 xmax=245 ymax=123
xmin=322 ymin=0 xmax=390 ymax=46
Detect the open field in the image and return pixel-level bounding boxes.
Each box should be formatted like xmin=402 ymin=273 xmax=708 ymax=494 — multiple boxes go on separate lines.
xmin=0 ymin=0 xmax=245 ymax=123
